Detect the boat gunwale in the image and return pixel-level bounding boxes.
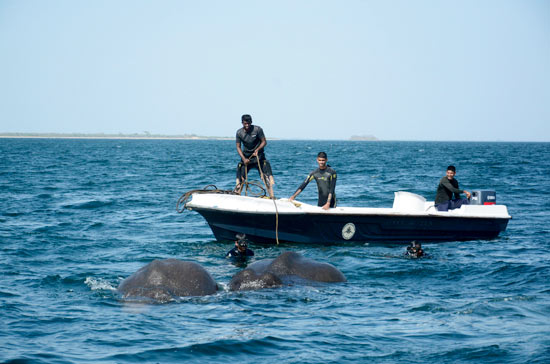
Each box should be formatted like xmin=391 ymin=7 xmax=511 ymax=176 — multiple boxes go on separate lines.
xmin=185 ymin=192 xmax=512 ymax=220
xmin=186 ymin=204 xmax=512 ymax=220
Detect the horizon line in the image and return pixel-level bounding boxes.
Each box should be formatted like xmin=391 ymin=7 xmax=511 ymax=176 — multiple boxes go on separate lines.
xmin=0 ymin=132 xmax=547 ymax=143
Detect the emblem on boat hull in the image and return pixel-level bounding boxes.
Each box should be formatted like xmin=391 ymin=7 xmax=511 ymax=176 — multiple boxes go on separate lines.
xmin=342 ymin=223 xmax=356 ymax=240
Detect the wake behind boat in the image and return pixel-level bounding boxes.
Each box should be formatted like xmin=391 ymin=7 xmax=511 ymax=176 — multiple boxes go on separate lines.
xmin=180 ymin=188 xmax=511 ymax=244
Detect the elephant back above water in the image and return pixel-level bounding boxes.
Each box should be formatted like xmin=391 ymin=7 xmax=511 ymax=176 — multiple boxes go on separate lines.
xmin=265 ymin=251 xmax=347 ymax=282
xmin=118 ymin=259 xmax=218 ymax=302
xmin=229 ymin=251 xmax=346 ymax=291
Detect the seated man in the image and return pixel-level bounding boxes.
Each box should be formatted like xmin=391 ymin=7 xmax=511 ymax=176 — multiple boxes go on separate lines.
xmin=435 ymin=165 xmax=471 ymax=211
xmin=226 ymin=233 xmax=254 ymax=261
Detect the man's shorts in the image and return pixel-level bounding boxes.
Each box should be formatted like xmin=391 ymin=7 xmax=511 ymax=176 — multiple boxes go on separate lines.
xmin=236 ymin=158 xmax=273 ymax=180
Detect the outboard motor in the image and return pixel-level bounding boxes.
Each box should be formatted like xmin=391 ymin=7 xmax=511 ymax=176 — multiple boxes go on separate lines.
xmin=470 ymin=190 xmax=496 ymax=205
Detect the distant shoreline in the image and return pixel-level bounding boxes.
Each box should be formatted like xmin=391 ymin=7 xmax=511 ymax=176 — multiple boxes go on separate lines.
xmin=0 ymin=133 xmax=232 ymax=140
xmin=0 ymin=133 xmax=360 ymax=141
xmin=0 ymin=136 xmax=234 ymax=140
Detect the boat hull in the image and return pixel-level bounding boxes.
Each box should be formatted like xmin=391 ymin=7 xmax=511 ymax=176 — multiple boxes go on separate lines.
xmin=184 ymin=193 xmax=511 ymax=244
xmin=188 ymin=202 xmax=509 ymax=245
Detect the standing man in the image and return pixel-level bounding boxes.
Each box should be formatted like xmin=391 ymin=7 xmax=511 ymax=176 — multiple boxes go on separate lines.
xmin=434 ymin=165 xmax=471 ymax=211
xmin=289 ymin=152 xmax=337 ymax=210
xmin=235 ymin=114 xmax=275 ymax=197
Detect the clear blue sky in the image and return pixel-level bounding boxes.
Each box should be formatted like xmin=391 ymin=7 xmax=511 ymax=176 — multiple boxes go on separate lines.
xmin=1 ymin=0 xmax=548 ymax=141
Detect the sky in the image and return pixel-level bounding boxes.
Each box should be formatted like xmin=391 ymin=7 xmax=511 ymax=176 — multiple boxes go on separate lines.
xmin=0 ymin=0 xmax=549 ymax=141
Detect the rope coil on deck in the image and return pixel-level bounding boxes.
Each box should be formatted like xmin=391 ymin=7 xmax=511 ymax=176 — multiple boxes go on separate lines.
xmin=176 ymin=185 xmax=237 ymax=213
xmin=177 ymin=155 xmax=281 ymax=244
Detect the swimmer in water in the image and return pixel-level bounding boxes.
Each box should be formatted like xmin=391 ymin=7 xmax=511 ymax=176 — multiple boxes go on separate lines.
xmin=406 ymin=241 xmax=424 ymax=258
xmin=226 ymin=233 xmax=254 ymax=261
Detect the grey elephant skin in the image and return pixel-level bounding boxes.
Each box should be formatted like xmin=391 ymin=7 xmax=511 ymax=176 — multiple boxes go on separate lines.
xmin=229 ymin=251 xmax=346 ymax=291
xmin=118 ymin=259 xmax=218 ymax=302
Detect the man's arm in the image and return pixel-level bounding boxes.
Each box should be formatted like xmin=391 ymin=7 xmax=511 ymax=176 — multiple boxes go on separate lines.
xmin=321 ymin=193 xmax=332 ymax=210
xmin=329 ymin=171 xmax=337 ymax=196
xmin=289 ymin=188 xmax=302 ymax=201
xmin=322 ymin=171 xmax=337 ymax=210
xmin=289 ymin=174 xmax=313 ymax=201
xmin=441 ymin=178 xmax=471 ymax=199
xmin=251 ymin=137 xmax=267 ymax=158
xmin=236 ymin=142 xmax=248 ymax=163
xmin=440 ymin=178 xmax=462 ymax=194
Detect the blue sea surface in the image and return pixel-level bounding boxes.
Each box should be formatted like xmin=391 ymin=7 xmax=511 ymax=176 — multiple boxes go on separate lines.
xmin=1 ymin=139 xmax=549 ymax=363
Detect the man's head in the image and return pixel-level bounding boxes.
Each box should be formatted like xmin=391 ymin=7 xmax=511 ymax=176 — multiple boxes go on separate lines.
xmin=235 ymin=233 xmax=249 ymax=251
xmin=446 ymin=165 xmax=456 ymax=180
xmin=241 ymin=114 xmax=253 ymax=131
xmin=407 ymin=241 xmax=422 ymax=255
xmin=317 ymin=152 xmax=328 ymax=169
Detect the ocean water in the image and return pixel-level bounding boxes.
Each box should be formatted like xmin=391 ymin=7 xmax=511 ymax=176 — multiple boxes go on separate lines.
xmin=1 ymin=138 xmax=549 ymax=363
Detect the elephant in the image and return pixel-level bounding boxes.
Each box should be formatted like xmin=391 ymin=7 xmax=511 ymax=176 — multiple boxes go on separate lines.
xmin=118 ymin=259 xmax=218 ymax=302
xmin=229 ymin=251 xmax=346 ymax=291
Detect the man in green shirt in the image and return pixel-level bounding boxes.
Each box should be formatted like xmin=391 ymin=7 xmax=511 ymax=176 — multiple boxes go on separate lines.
xmin=435 ymin=165 xmax=471 ymax=211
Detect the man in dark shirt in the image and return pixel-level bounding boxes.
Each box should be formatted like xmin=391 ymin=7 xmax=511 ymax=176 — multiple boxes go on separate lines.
xmin=435 ymin=165 xmax=471 ymax=211
xmin=235 ymin=114 xmax=274 ymax=197
xmin=226 ymin=233 xmax=254 ymax=261
xmin=289 ymin=152 xmax=337 ymax=210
